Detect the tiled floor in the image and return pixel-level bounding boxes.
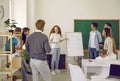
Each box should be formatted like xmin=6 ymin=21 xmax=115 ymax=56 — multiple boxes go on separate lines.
xmin=39 ymin=70 xmax=71 ymax=81
xmin=51 ymin=71 xmax=71 ymax=81
xmin=39 ymin=70 xmax=91 ymax=81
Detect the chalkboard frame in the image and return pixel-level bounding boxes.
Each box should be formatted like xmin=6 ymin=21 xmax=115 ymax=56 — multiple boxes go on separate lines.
xmin=74 ymin=19 xmax=120 ymax=51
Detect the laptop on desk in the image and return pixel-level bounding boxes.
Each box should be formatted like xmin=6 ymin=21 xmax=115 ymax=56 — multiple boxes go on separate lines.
xmin=107 ymin=64 xmax=120 ymax=79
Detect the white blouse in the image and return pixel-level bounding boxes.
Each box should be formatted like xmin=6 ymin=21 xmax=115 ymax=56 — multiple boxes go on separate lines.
xmin=104 ymin=37 xmax=113 ymax=55
xmin=49 ymin=33 xmax=61 ymax=48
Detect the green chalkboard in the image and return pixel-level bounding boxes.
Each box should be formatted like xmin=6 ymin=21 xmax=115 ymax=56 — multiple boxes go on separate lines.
xmin=74 ymin=19 xmax=120 ymax=50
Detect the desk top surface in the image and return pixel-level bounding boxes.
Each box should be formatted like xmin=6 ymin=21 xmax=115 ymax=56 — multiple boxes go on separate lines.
xmin=82 ymin=59 xmax=120 ymax=67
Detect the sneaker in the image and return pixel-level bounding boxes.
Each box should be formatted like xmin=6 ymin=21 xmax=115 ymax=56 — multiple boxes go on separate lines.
xmin=55 ymin=69 xmax=61 ymax=73
xmin=51 ymin=71 xmax=56 ymax=76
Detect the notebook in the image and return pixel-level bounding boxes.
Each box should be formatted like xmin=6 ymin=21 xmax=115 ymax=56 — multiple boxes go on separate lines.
xmin=107 ymin=64 xmax=120 ymax=79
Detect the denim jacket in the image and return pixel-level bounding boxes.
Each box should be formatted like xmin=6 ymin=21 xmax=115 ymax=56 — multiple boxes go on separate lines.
xmin=88 ymin=30 xmax=102 ymax=51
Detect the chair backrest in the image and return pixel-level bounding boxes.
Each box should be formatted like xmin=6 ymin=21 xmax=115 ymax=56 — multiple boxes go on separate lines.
xmin=69 ymin=64 xmax=87 ymax=81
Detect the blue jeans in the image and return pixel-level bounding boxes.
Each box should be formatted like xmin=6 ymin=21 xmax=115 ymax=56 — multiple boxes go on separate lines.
xmin=89 ymin=48 xmax=99 ymax=59
xmin=22 ymin=58 xmax=27 ymax=81
xmin=51 ymin=48 xmax=60 ymax=70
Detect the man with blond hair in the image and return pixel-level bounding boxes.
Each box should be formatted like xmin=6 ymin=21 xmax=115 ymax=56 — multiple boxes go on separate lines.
xmin=25 ymin=19 xmax=51 ymax=81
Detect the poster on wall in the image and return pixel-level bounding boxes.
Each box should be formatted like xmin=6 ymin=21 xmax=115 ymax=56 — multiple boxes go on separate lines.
xmin=0 ymin=0 xmax=9 ymax=31
xmin=66 ymin=32 xmax=84 ymax=56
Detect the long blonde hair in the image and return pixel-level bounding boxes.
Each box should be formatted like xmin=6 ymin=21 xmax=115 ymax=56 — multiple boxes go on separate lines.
xmin=104 ymin=28 xmax=116 ymax=54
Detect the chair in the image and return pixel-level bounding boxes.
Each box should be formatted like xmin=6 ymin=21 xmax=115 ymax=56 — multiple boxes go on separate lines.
xmin=69 ymin=64 xmax=87 ymax=81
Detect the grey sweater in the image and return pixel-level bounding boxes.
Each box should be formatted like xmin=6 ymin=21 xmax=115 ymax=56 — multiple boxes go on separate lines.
xmin=25 ymin=32 xmax=51 ymax=60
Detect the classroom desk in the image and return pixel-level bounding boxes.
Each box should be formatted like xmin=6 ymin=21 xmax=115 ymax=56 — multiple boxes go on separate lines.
xmin=81 ymin=59 xmax=120 ymax=77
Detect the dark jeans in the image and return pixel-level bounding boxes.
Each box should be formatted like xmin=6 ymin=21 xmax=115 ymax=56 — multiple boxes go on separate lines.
xmin=89 ymin=48 xmax=99 ymax=59
xmin=22 ymin=58 xmax=32 ymax=81
xmin=22 ymin=58 xmax=27 ymax=81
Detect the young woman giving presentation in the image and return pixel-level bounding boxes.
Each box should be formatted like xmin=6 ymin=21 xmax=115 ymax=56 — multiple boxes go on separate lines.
xmin=49 ymin=25 xmax=67 ymax=75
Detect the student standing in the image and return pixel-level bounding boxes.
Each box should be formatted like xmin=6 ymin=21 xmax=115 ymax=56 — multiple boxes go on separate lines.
xmin=88 ymin=22 xmax=102 ymax=59
xmin=49 ymin=25 xmax=67 ymax=75
xmin=102 ymin=23 xmax=114 ymax=38
xmin=22 ymin=27 xmax=30 ymax=81
xmin=25 ymin=19 xmax=51 ymax=81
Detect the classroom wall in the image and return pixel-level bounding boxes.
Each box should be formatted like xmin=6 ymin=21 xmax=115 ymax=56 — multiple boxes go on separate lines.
xmin=27 ymin=0 xmax=120 ymax=54
xmin=0 ymin=0 xmax=9 ymax=32
xmin=11 ymin=0 xmax=27 ymax=28
xmin=27 ymin=0 xmax=36 ymax=33
xmin=36 ymin=0 xmax=120 ymax=34
xmin=0 ymin=0 xmax=9 ymax=80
